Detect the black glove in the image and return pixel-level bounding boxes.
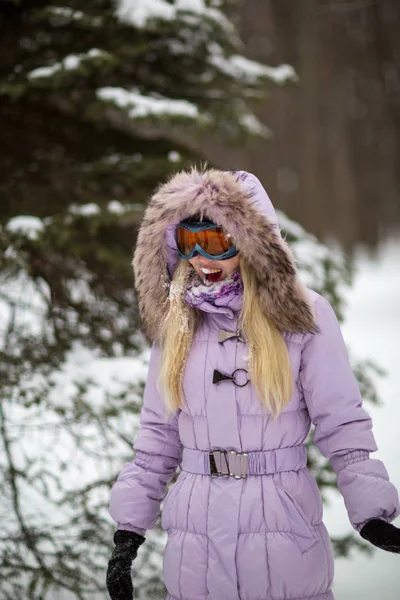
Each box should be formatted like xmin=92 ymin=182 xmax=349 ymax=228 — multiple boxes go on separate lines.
xmin=106 ymin=530 xmax=146 ymax=600
xmin=360 ymin=518 xmax=400 ymax=553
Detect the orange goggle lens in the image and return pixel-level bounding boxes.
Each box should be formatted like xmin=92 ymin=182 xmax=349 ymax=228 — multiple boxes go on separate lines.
xmin=176 ymin=226 xmax=233 ymax=257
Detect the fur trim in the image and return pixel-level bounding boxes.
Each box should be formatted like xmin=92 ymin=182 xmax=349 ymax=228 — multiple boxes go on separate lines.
xmin=133 ymin=168 xmax=317 ymax=343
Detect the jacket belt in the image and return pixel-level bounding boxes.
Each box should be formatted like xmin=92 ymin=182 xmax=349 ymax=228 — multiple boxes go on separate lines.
xmin=180 ymin=445 xmax=307 ymax=478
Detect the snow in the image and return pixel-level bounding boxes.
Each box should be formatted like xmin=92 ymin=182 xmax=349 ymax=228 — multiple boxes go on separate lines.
xmin=0 ymin=271 xmax=49 ymax=348
xmin=278 ymin=210 xmax=351 ymax=303
xmin=117 ymin=0 xmax=174 ymax=26
xmin=67 ymin=200 xmax=143 ymax=217
xmin=48 ymin=6 xmax=83 ymax=20
xmin=5 ymin=215 xmax=44 ymax=240
xmin=116 ymin=0 xmax=229 ymax=30
xmin=107 ymin=200 xmax=126 ymax=215
xmin=168 ymin=150 xmax=182 ymax=163
xmin=209 ymin=44 xmax=297 ymax=84
xmin=239 ymin=113 xmax=271 ymax=137
xmin=68 ymin=202 xmax=100 ymax=216
xmin=0 ymin=231 xmax=152 ymax=584
xmin=97 ymin=85 xmax=270 ymax=136
xmin=1 ymin=311 xmax=150 ymax=595
xmin=176 ymin=0 xmax=207 ymax=10
xmin=103 ymin=153 xmax=122 ymax=165
xmin=231 ymin=57 xmax=297 ymax=84
xmin=325 ymin=237 xmax=400 ymax=599
xmin=97 ymin=86 xmax=199 ymax=119
xmin=107 ymin=200 xmax=143 ymax=215
xmin=48 ymin=343 xmax=150 ymax=412
xmin=98 ymin=82 xmax=269 ymax=135
xmin=186 ymin=271 xmax=237 ymax=295
xmin=28 ymin=48 xmax=105 ymax=79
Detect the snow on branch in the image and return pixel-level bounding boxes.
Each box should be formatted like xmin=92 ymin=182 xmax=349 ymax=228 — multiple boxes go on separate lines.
xmin=6 ymin=216 xmax=45 ymax=241
xmin=277 ymin=209 xmax=351 ymax=304
xmin=97 ymin=87 xmax=200 ymax=120
xmin=27 ymin=48 xmax=107 ymax=80
xmin=47 ymin=6 xmax=84 ymax=20
xmin=116 ymin=0 xmax=231 ymax=30
xmin=239 ymin=113 xmax=271 ymax=137
xmin=209 ymin=45 xmax=298 ymax=84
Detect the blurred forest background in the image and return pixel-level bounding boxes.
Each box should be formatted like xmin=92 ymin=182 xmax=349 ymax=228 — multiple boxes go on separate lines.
xmin=0 ymin=0 xmax=399 ymax=598
xmin=208 ymin=0 xmax=400 ymax=250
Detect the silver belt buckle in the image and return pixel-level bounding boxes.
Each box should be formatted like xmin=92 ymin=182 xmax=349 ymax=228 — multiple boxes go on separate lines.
xmin=209 ymin=449 xmax=248 ymax=478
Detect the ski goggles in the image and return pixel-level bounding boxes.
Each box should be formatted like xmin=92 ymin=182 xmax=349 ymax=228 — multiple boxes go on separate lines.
xmin=175 ymin=220 xmax=238 ymax=260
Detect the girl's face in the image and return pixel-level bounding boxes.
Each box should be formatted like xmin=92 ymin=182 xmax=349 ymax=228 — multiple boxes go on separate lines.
xmin=188 ymin=253 xmax=240 ymax=285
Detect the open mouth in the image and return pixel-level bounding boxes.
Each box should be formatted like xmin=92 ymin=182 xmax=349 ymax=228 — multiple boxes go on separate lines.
xmin=200 ymin=268 xmax=223 ymax=284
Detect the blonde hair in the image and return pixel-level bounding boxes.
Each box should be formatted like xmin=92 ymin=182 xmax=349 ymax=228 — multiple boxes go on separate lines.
xmin=158 ymin=257 xmax=293 ymax=419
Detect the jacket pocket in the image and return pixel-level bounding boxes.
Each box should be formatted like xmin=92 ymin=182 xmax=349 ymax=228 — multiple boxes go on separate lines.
xmin=276 ymin=484 xmax=319 ymax=553
xmin=161 ymin=472 xmax=188 ymax=531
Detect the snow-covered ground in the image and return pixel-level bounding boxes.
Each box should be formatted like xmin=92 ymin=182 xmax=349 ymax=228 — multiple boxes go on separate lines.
xmin=327 ymin=237 xmax=400 ymax=599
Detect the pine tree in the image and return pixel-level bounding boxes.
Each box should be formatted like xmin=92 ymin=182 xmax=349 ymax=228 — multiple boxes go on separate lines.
xmin=1 ymin=0 xmax=294 ymax=218
xmin=0 ymin=1 xmax=379 ymax=598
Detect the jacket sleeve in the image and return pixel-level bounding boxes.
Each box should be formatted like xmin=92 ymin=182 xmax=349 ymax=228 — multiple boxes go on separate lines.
xmin=109 ymin=344 xmax=183 ymax=536
xmin=299 ymin=294 xmax=400 ymax=532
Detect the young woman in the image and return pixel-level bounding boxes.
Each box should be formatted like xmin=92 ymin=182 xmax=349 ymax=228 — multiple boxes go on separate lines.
xmin=106 ymin=169 xmax=400 ymax=600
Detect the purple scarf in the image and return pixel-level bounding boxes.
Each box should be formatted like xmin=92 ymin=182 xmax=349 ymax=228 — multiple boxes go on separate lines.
xmin=184 ymin=270 xmax=243 ymax=307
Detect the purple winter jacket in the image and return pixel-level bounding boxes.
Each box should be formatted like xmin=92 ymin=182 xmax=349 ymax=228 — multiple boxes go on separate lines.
xmin=110 ymin=169 xmax=400 ymax=600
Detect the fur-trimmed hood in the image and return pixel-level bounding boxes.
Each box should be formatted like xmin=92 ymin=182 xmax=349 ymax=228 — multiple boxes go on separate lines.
xmin=133 ymin=168 xmax=317 ymax=343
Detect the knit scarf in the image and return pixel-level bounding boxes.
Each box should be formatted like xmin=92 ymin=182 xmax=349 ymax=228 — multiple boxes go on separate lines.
xmin=184 ymin=269 xmax=243 ymax=307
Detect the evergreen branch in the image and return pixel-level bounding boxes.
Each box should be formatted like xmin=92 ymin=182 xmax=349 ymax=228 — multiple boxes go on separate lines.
xmin=0 ymin=401 xmax=89 ymax=599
